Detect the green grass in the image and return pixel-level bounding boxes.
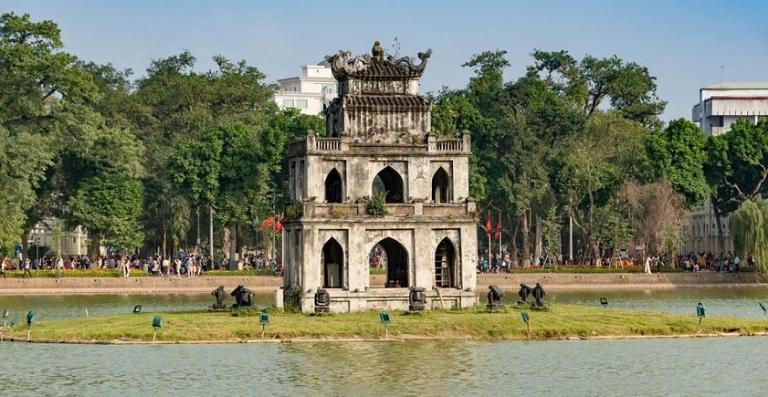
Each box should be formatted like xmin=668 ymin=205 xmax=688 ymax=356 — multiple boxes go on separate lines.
xmin=6 ymin=305 xmax=768 ymax=343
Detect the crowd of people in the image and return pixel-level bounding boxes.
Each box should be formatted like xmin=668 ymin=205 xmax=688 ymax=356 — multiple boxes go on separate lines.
xmin=675 ymin=251 xmax=753 ymax=273
xmin=475 ymin=250 xmax=757 ymax=273
xmin=0 ymin=249 xmax=280 ymax=278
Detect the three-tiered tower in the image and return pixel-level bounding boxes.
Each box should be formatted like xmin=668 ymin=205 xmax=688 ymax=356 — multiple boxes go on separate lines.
xmin=282 ymin=42 xmax=477 ymax=312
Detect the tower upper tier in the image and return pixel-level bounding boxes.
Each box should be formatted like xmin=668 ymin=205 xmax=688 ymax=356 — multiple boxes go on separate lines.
xmin=324 ymin=41 xmax=433 ymax=144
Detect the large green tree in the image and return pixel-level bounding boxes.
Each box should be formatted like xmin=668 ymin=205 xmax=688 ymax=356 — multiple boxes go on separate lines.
xmin=646 ymin=118 xmax=709 ymax=207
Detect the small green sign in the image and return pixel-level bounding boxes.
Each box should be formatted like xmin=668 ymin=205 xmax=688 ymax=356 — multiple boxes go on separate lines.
xmin=379 ymin=311 xmax=391 ymax=324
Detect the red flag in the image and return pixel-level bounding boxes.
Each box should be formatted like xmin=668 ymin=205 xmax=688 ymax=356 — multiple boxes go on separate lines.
xmin=260 ymin=216 xmax=274 ymax=230
xmin=485 ymin=211 xmax=492 ymax=236
xmin=274 ymin=215 xmax=283 ymax=233
xmin=495 ymin=217 xmax=502 ymax=239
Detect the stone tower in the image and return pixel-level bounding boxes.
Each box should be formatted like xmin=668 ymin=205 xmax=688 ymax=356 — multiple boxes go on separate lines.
xmin=282 ymin=43 xmax=477 ymax=312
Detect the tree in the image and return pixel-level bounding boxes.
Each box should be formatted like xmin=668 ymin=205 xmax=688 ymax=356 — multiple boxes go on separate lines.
xmin=705 ymin=119 xmax=768 ymax=214
xmin=68 ymin=173 xmax=144 ymax=255
xmin=0 ymin=12 xmax=104 ymax=252
xmin=549 ymin=112 xmax=649 ymax=261
xmin=169 ymin=123 xmax=274 ymax=260
xmin=646 ymin=119 xmax=709 ymax=207
xmin=704 ymin=119 xmax=768 ymax=250
xmin=730 ymin=199 xmax=768 ymax=273
xmin=620 ymin=180 xmax=688 ymax=258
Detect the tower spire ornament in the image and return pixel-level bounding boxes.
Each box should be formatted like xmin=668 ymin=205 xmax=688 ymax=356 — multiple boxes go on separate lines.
xmin=372 ymin=40 xmax=384 ymax=62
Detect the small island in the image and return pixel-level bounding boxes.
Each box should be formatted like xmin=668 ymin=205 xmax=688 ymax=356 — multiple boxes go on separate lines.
xmin=5 ymin=305 xmax=768 ymax=344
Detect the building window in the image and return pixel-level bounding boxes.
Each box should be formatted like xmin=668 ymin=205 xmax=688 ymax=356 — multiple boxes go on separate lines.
xmin=325 ymin=169 xmax=343 ymax=203
xmin=283 ymin=98 xmax=294 ymax=108
xmin=296 ymin=99 xmax=308 ymax=109
xmin=372 ymin=166 xmax=404 ymax=203
xmin=321 ymin=84 xmax=337 ymax=95
xmin=431 ymin=167 xmax=451 ymax=203
xmin=710 ymin=116 xmax=724 ymax=127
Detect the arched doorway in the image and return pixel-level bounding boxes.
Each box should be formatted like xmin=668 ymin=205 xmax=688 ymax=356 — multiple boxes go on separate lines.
xmin=322 ymin=238 xmax=344 ymax=288
xmin=325 ymin=169 xmax=343 ymax=203
xmin=368 ymin=237 xmax=409 ymax=288
xmin=372 ymin=166 xmax=404 ymax=203
xmin=434 ymin=238 xmax=456 ymax=288
xmin=431 ymin=167 xmax=450 ymax=203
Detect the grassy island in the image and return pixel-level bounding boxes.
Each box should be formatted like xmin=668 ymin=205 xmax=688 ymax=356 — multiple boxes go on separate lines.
xmin=4 ymin=305 xmax=768 ymax=344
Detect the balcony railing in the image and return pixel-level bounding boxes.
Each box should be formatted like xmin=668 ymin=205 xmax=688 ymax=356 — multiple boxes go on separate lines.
xmin=315 ymin=137 xmax=341 ymax=151
xmin=435 ymin=139 xmax=463 ymax=152
xmin=294 ymin=201 xmax=476 ymax=220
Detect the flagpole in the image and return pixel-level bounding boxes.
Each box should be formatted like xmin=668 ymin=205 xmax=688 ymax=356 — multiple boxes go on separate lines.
xmin=486 ymin=210 xmax=492 ymax=271
xmin=497 ymin=210 xmax=502 ymax=260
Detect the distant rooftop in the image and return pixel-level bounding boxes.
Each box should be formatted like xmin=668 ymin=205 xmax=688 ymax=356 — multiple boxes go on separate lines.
xmin=703 ymin=82 xmax=768 ymax=90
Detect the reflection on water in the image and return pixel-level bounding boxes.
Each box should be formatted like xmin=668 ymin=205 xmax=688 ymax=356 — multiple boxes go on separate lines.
xmin=1 ymin=338 xmax=766 ymax=396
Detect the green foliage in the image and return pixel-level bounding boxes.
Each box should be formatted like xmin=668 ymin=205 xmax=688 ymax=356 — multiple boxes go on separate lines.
xmin=730 ymin=199 xmax=768 ymax=273
xmin=366 ymin=192 xmax=388 ymax=217
xmin=646 ymin=119 xmax=709 ymax=207
xmin=68 ymin=173 xmax=144 ymax=250
xmin=285 ymin=202 xmax=302 ymax=219
xmin=705 ymin=119 xmax=768 ymax=215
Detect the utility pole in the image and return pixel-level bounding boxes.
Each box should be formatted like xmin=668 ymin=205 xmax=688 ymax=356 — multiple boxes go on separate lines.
xmin=209 ymin=205 xmax=214 ymax=267
xmin=497 ymin=209 xmax=502 ymax=259
xmin=271 ymin=188 xmax=276 ymax=262
xmin=568 ymin=215 xmax=573 ymax=263
xmin=196 ymin=206 xmax=200 ymax=252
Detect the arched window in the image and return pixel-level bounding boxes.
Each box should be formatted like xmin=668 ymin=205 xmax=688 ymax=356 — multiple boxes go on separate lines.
xmin=322 ymin=238 xmax=344 ymax=288
xmin=372 ymin=166 xmax=404 ymax=203
xmin=431 ymin=167 xmax=450 ymax=203
xmin=368 ymin=237 xmax=409 ymax=288
xmin=325 ymin=169 xmax=343 ymax=203
xmin=435 ymin=238 xmax=456 ymax=288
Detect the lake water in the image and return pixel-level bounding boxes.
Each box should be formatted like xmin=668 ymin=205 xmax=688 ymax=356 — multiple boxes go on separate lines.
xmin=1 ymin=288 xmax=767 ymax=396
xmin=1 ymin=338 xmax=766 ymax=396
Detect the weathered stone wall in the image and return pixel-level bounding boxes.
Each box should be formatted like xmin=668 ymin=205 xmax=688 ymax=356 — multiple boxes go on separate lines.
xmin=299 ymin=150 xmax=470 ymax=204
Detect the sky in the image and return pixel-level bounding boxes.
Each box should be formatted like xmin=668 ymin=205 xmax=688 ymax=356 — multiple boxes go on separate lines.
xmin=3 ymin=0 xmax=767 ymax=120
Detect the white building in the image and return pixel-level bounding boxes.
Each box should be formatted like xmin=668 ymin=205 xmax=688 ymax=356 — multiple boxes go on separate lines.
xmin=28 ymin=218 xmax=88 ymax=258
xmin=683 ymin=82 xmax=768 ymax=253
xmin=274 ymin=64 xmax=337 ymax=116
xmin=693 ymin=82 xmax=768 ymax=136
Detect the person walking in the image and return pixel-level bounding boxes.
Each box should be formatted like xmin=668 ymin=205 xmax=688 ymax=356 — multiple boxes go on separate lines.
xmin=174 ymin=257 xmax=181 ymax=278
xmin=643 ymin=255 xmax=652 ymax=274
xmin=23 ymin=258 xmax=32 ymax=278
xmin=55 ymin=256 xmax=64 ymax=279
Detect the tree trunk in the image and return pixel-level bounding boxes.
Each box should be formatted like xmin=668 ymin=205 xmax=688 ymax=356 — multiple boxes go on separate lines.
xmin=88 ymin=232 xmax=101 ymax=262
xmin=510 ymin=217 xmax=519 ymax=266
xmin=162 ymin=223 xmax=167 ymax=259
xmin=229 ymin=224 xmax=238 ymax=262
xmin=534 ymin=214 xmax=542 ymax=264
xmin=222 ymin=226 xmax=232 ymax=260
xmin=520 ymin=212 xmax=530 ymax=267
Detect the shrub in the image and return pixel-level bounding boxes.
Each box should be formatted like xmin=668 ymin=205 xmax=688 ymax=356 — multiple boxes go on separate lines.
xmin=286 ymin=202 xmax=303 ymax=219
xmin=366 ymin=192 xmax=388 ymax=216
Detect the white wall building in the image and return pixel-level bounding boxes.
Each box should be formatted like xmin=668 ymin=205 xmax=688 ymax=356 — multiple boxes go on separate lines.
xmin=274 ymin=64 xmax=337 ymax=116
xmin=683 ymin=82 xmax=768 ymax=253
xmin=28 ymin=218 xmax=88 ymax=259
xmin=692 ymin=82 xmax=768 ymax=136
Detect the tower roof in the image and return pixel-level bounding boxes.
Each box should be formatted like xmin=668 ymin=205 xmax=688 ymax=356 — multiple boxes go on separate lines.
xmin=325 ymin=41 xmax=432 ymax=80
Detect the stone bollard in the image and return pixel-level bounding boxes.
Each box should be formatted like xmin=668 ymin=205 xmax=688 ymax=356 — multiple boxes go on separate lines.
xmin=274 ymin=288 xmax=284 ymax=310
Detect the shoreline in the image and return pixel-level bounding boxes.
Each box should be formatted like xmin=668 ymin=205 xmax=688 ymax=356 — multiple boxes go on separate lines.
xmin=3 ymin=331 xmax=768 ymax=345
xmin=0 ymin=272 xmax=764 ymax=295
